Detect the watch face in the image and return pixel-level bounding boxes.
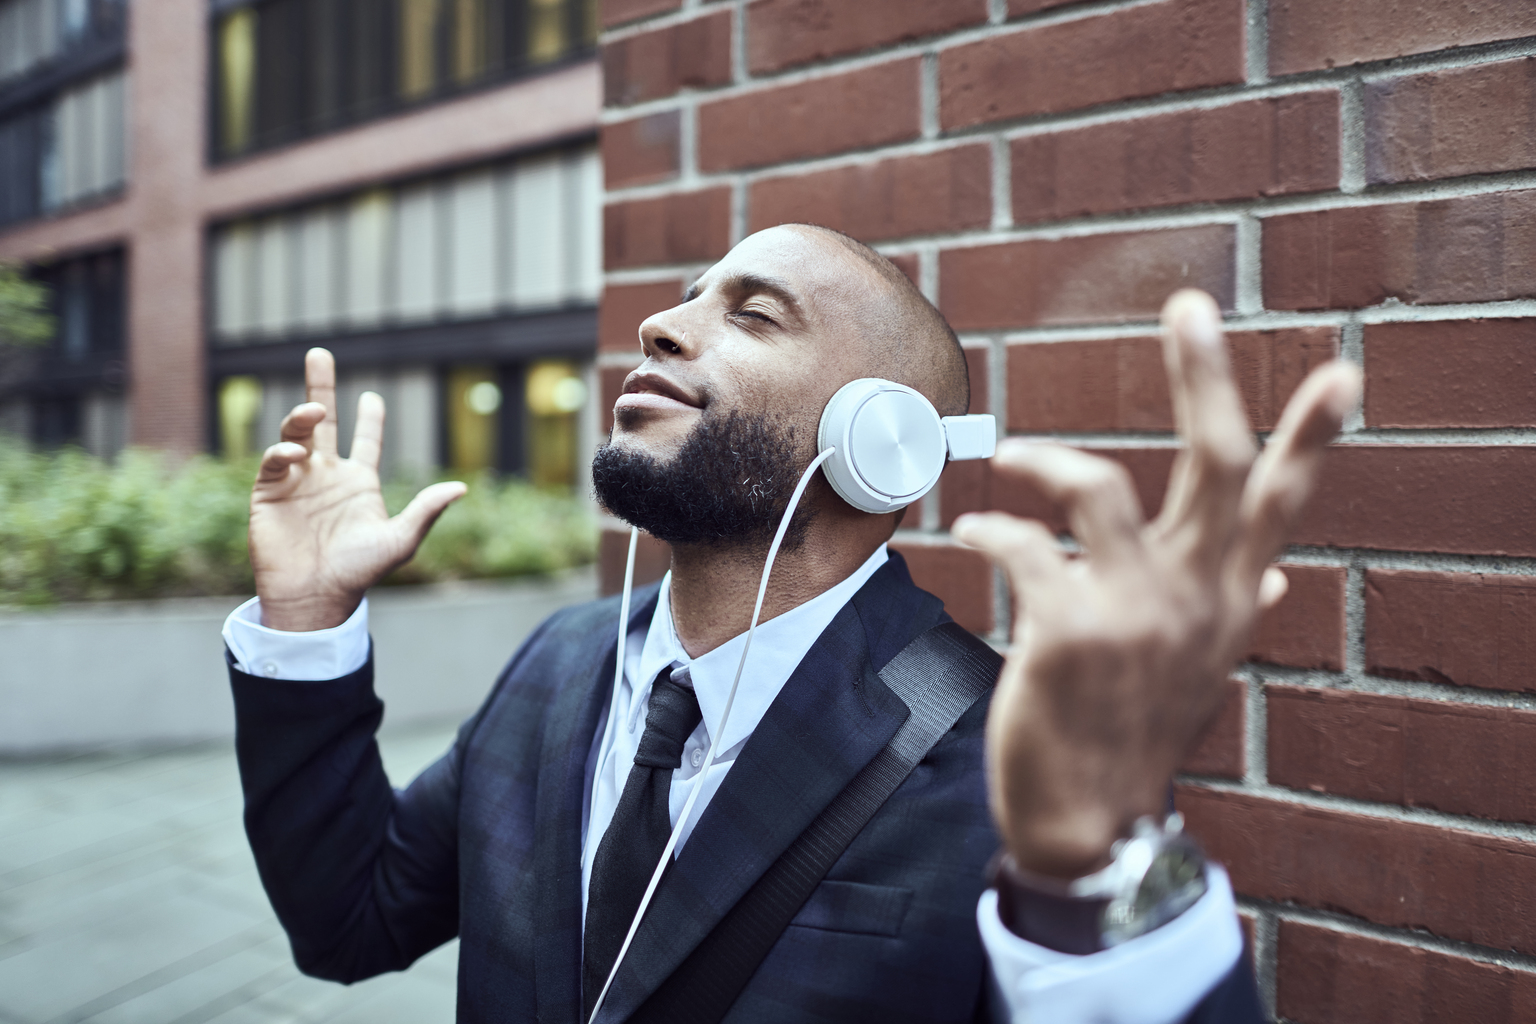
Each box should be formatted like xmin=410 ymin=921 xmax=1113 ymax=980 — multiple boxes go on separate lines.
xmin=1100 ymin=834 xmax=1208 ymax=947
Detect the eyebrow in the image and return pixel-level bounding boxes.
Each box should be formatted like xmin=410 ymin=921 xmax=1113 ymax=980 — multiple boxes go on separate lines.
xmin=684 ymin=272 xmax=803 ymax=317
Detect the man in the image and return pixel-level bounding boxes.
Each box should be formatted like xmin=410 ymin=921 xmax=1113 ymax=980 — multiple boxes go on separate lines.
xmin=224 ymin=224 xmax=1359 ymax=1022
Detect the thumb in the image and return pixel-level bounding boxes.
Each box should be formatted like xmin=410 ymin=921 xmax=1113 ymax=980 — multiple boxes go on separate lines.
xmin=391 ymin=480 xmax=468 ymax=549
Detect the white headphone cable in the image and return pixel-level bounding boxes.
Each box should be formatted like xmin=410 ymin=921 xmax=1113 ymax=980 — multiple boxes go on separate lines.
xmin=600 ymin=524 xmax=643 ymax=810
xmin=586 ymin=446 xmax=836 ymax=1024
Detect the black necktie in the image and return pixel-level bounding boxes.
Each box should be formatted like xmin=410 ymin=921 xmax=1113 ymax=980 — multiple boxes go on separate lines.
xmin=583 ymin=667 xmax=702 ymax=1017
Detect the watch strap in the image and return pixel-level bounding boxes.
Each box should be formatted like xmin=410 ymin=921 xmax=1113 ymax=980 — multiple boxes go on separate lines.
xmin=988 ymin=851 xmax=1109 ymax=955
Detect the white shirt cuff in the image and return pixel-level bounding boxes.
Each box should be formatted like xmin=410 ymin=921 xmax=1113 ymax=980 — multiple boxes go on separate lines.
xmin=222 ymin=596 xmax=372 ymax=681
xmin=978 ymin=864 xmax=1243 ymax=1024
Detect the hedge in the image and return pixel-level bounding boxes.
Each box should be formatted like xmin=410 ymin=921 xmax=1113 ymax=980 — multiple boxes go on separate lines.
xmin=0 ymin=445 xmax=596 ymax=606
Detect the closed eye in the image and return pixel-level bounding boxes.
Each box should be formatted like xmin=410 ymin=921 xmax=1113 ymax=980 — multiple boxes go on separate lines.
xmin=730 ymin=306 xmax=778 ymax=326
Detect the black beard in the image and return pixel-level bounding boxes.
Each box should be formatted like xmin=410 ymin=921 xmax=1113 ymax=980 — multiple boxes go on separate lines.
xmin=591 ymin=409 xmax=814 ymax=549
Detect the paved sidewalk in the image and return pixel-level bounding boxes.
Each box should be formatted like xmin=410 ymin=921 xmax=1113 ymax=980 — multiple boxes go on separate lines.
xmin=0 ymin=723 xmax=462 ymax=1024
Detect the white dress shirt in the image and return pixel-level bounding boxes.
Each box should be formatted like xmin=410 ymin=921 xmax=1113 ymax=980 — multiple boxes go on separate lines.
xmin=223 ymin=546 xmax=1240 ymax=1023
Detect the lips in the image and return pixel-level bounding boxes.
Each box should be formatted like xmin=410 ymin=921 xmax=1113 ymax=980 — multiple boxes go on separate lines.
xmin=616 ymin=370 xmax=702 ymax=413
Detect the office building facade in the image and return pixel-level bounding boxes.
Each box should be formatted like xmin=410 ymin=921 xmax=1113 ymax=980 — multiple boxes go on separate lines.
xmin=0 ymin=0 xmax=601 ymax=484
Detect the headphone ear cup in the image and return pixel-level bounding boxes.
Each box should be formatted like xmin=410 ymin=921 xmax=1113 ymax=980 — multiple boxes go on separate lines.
xmin=817 ymin=379 xmax=947 ymax=514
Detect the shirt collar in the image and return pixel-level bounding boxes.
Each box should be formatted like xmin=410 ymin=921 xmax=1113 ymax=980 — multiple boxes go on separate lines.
xmin=626 ymin=543 xmax=890 ymax=754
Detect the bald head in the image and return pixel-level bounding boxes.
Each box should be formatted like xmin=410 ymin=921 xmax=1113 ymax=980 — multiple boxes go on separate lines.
xmin=784 ymin=224 xmax=971 ymax=417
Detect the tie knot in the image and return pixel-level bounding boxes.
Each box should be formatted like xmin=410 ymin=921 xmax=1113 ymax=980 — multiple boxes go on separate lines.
xmin=633 ymin=669 xmax=703 ymax=769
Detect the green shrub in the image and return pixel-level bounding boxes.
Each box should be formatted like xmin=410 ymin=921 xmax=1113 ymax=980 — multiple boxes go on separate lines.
xmin=0 ymin=445 xmax=595 ymax=606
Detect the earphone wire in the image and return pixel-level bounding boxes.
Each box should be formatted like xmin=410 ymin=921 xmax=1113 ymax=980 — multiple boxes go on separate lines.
xmin=585 ymin=447 xmax=836 ymax=1024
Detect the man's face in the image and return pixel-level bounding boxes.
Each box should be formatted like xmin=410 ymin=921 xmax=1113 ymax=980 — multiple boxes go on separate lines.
xmin=608 ymin=226 xmax=877 ymax=466
xmin=591 ymin=226 xmax=882 ymax=546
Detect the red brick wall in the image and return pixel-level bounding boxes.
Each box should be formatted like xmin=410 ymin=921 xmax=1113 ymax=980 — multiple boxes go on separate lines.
xmin=598 ymin=3 xmax=1536 ymax=1018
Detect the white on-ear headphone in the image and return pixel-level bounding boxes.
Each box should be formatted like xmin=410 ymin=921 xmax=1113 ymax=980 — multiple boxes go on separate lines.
xmin=816 ymin=378 xmax=997 ymax=514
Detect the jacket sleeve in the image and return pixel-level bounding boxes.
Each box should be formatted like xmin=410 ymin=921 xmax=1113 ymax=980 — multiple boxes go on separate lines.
xmin=1182 ymin=961 xmax=1265 ymax=1024
xmin=230 ymin=648 xmax=470 ymax=982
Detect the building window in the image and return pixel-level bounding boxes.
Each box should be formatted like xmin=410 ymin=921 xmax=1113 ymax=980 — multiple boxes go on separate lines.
xmin=209 ymin=144 xmax=600 ymax=345
xmin=446 ymin=363 xmax=499 ymax=471
xmin=523 ymin=357 xmax=584 ymax=487
xmin=218 ymin=375 xmax=264 ymax=459
xmin=211 ymin=0 xmax=597 ymax=162
xmin=32 ymin=248 xmax=125 ymax=361
xmin=0 ymin=67 xmax=128 ymax=227
xmin=4 ymin=248 xmax=129 ymax=456
xmin=0 ymin=0 xmax=124 ymax=85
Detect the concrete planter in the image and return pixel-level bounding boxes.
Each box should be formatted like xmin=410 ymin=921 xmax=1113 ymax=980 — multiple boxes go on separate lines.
xmin=0 ymin=568 xmax=597 ymax=756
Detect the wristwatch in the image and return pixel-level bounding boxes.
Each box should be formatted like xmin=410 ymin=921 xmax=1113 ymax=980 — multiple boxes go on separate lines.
xmin=990 ymin=812 xmax=1208 ymax=953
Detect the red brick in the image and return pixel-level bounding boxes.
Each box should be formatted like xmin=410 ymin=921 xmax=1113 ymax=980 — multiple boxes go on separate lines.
xmin=943 ymin=444 xmax=1536 ymax=559
xmin=939 ymin=0 xmax=1245 ymax=131
xmin=1012 ymin=92 xmax=1339 ymax=223
xmin=1263 ymin=190 xmax=1536 ymax=311
xmin=1278 ymin=920 xmax=1536 ymax=1024
xmin=599 ymin=280 xmax=684 ymax=353
xmin=602 ymin=0 xmax=681 ymax=29
xmin=940 ymin=225 xmax=1235 ymax=331
xmin=963 ymin=343 xmax=989 ymax=415
xmin=1268 ymin=0 xmax=1535 ymax=77
xmin=940 ymin=446 xmax=1178 ymax=530
xmin=1366 ymin=57 xmax=1536 ymax=185
xmin=1294 ymin=446 xmax=1536 ymax=557
xmin=748 ymin=145 xmax=992 ymax=242
xmin=1269 ymin=684 xmax=1536 ymax=823
xmin=747 ymin=0 xmax=987 ymax=74
xmin=603 ymin=10 xmax=733 ymax=107
xmin=1007 ymin=327 xmax=1338 ymax=433
xmin=604 ymin=187 xmax=733 ymax=270
xmin=602 ymin=112 xmax=682 ymax=190
xmin=890 ymin=540 xmax=995 ymax=634
xmin=599 ymin=527 xmax=673 ymax=595
xmin=1366 ymin=569 xmax=1536 ymax=693
xmin=1249 ymin=564 xmax=1346 ymax=671
xmin=698 ymin=60 xmax=922 ymax=172
xmin=1176 ymin=786 xmax=1536 ymax=955
xmin=1180 ymin=678 xmax=1245 ymax=779
xmin=1364 ymin=319 xmax=1536 ymax=429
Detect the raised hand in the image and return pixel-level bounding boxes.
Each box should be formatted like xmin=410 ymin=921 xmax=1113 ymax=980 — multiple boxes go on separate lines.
xmin=249 ymin=348 xmax=467 ymax=632
xmin=954 ymin=290 xmax=1361 ymax=879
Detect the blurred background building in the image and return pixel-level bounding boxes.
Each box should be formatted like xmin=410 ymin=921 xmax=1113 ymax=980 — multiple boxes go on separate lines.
xmin=0 ymin=0 xmax=601 ymax=485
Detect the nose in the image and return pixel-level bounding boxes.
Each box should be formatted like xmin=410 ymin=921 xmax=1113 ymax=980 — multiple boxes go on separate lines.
xmin=639 ymin=305 xmax=692 ymax=359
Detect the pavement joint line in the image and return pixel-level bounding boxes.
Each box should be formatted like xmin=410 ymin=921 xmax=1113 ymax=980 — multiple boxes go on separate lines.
xmin=160 ymin=963 xmax=298 ymax=1024
xmin=1 ymin=731 xmax=461 ymax=1023
xmin=38 ymin=921 xmax=282 ymax=1024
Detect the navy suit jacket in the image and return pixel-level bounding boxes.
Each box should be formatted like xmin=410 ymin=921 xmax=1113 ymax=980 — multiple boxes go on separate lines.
xmin=230 ymin=553 xmax=1262 ymax=1023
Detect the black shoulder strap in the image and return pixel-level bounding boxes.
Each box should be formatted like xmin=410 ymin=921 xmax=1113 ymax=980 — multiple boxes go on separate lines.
xmin=630 ymin=621 xmax=1002 ymax=1024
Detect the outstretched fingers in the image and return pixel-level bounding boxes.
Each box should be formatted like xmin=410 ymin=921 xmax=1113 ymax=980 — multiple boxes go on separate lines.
xmin=349 ymin=391 xmax=386 ymax=471
xmin=278 ymin=402 xmax=327 ymax=450
xmin=305 ymin=348 xmax=340 ymax=458
xmin=1154 ymin=290 xmax=1257 ymax=568
xmin=256 ymin=441 xmax=310 ymax=488
xmin=988 ymin=439 xmax=1146 ymax=567
xmin=1237 ymin=361 xmax=1361 ymax=581
xmin=953 ymin=510 xmax=1068 ymax=605
xmin=389 ymin=481 xmax=468 ymax=552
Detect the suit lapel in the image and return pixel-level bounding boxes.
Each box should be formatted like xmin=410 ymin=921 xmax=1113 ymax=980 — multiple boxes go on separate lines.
xmin=533 ymin=586 xmax=661 ymax=1024
xmin=597 ymin=557 xmax=944 ymax=1022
